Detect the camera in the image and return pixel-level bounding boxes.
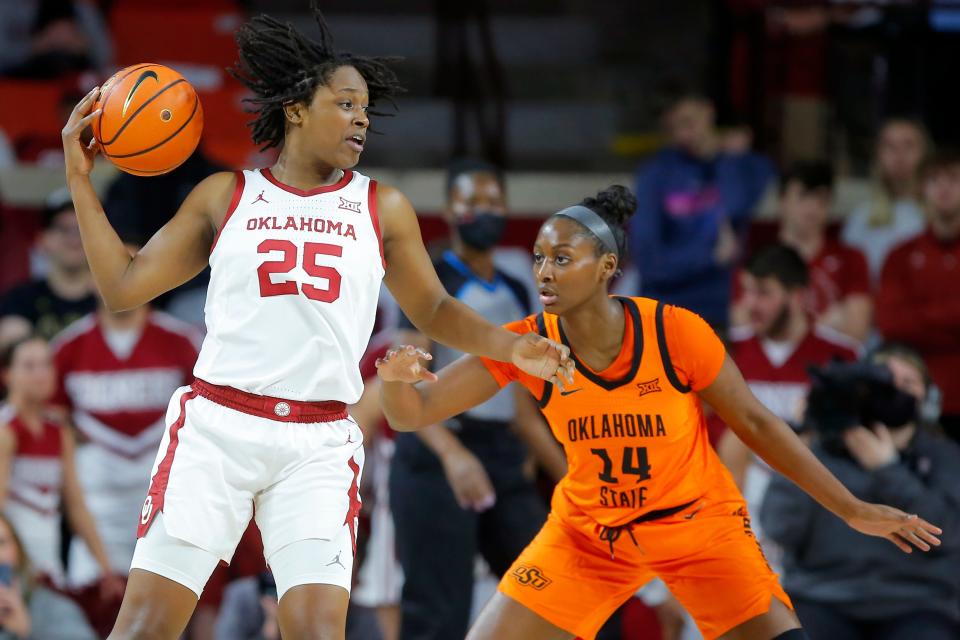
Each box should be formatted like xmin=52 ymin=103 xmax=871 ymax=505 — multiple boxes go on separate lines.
xmin=804 ymin=360 xmax=918 ymax=448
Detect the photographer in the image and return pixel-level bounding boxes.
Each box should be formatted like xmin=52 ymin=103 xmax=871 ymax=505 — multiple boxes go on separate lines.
xmin=761 ymin=345 xmax=960 ymax=639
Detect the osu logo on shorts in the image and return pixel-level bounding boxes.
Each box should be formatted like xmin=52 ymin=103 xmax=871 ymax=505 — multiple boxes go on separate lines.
xmin=511 ymin=564 xmax=552 ymax=590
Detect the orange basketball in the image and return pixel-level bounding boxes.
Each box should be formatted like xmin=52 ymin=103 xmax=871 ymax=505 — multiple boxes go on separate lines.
xmin=92 ymin=63 xmax=204 ymax=176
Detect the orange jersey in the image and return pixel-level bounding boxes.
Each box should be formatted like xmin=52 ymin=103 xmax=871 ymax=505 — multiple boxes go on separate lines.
xmin=482 ymin=296 xmax=727 ymax=528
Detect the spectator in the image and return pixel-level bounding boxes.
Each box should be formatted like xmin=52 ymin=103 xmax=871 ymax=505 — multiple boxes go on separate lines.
xmin=761 ymin=344 xmax=960 ymax=640
xmin=390 ymin=159 xmax=562 ymax=640
xmin=0 ymin=512 xmax=98 ymax=640
xmin=762 ymin=162 xmax=872 ymax=343
xmin=842 ymin=118 xmax=929 ymax=282
xmin=630 ymin=91 xmax=775 ymax=330
xmin=0 ymin=336 xmax=122 ymax=599
xmin=877 ymin=149 xmax=960 ymax=443
xmin=0 ymin=0 xmax=112 ymax=79
xmin=719 ymin=244 xmax=859 ymax=564
xmin=50 ymin=287 xmax=200 ymax=636
xmin=0 ymin=190 xmax=96 ymax=347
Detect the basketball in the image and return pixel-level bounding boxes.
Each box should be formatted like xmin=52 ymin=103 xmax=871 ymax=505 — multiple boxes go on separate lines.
xmin=92 ymin=63 xmax=203 ymax=176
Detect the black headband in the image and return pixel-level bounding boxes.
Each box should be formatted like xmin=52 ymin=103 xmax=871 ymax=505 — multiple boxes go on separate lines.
xmin=552 ymin=205 xmax=619 ymax=258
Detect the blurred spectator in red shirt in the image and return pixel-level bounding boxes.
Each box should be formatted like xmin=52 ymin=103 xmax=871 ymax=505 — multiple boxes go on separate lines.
xmin=0 ymin=190 xmax=96 ymax=348
xmin=735 ymin=162 xmax=872 ymax=343
xmin=877 ymin=149 xmax=960 ymax=444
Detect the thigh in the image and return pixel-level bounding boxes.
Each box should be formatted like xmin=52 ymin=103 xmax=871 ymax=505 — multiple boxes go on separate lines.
xmin=266 ymin=533 xmax=354 ymax=601
xmin=649 ymin=502 xmax=795 ymax=640
xmin=139 ymin=390 xmax=256 ymax=563
xmin=254 ymin=418 xmax=364 ymax=561
xmin=479 ymin=482 xmax=547 ymax=576
xmin=497 ymin=513 xmax=653 ymax=640
xmin=791 ymin=600 xmax=862 ymax=640
xmin=468 ymin=592 xmax=574 ymax=640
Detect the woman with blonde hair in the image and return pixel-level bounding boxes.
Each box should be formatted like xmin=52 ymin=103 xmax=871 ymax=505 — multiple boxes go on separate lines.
xmin=842 ymin=118 xmax=929 ymax=281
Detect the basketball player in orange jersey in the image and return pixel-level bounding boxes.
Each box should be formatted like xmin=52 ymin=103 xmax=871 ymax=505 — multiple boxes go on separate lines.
xmin=59 ymin=6 xmax=572 ymax=640
xmin=376 ymin=185 xmax=943 ymax=640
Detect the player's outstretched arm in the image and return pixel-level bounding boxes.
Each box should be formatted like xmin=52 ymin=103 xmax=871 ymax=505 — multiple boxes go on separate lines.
xmin=62 ymin=87 xmax=233 ymax=312
xmin=700 ymin=355 xmax=943 ymax=554
xmin=378 ymin=184 xmax=573 ymax=385
xmin=376 ymin=346 xmax=500 ymax=431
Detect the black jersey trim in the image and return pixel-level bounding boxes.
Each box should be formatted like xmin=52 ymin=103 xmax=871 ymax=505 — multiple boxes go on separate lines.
xmin=558 ymin=297 xmax=643 ymax=391
xmin=655 ymin=301 xmax=691 ymax=393
xmin=535 ymin=313 xmax=554 ymax=409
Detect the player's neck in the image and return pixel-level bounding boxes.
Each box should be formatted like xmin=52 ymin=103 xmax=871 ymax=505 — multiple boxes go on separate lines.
xmin=779 ymin=227 xmax=824 ymax=261
xmin=559 ymin=294 xmax=624 ymax=365
xmin=271 ymin=149 xmax=344 ymax=190
xmin=46 ymin=266 xmax=92 ymax=300
xmin=451 ymin=240 xmax=496 ymax=282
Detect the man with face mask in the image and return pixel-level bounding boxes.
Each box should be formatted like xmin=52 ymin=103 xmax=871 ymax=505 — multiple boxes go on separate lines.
xmin=389 ymin=158 xmax=564 ymax=640
xmin=761 ymin=345 xmax=960 ymax=640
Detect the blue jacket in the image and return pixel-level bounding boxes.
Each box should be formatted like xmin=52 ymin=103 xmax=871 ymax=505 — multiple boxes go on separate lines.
xmin=629 ymin=148 xmax=774 ymax=327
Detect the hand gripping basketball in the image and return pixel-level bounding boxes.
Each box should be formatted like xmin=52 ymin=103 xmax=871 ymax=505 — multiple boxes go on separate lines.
xmin=62 ymin=85 xmax=103 ymax=178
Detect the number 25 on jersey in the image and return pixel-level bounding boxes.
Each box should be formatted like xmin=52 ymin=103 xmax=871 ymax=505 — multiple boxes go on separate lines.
xmin=257 ymin=239 xmax=342 ymax=303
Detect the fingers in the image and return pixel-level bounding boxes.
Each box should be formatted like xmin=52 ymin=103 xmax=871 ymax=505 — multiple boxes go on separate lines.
xmin=886 ymin=533 xmax=913 ymax=554
xmin=64 ymin=86 xmax=100 ymax=131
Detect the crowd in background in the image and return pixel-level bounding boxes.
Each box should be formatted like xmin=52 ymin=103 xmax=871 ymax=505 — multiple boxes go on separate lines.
xmin=0 ymin=2 xmax=958 ymax=640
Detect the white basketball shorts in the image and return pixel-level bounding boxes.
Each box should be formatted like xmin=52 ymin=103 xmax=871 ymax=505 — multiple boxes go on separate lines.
xmin=131 ymin=379 xmax=364 ymax=598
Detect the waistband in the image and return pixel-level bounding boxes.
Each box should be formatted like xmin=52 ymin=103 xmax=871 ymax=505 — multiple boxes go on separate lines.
xmin=192 ymin=378 xmax=348 ymax=423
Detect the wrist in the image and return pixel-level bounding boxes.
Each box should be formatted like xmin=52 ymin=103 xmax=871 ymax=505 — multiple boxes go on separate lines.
xmin=838 ymin=497 xmax=869 ymax=523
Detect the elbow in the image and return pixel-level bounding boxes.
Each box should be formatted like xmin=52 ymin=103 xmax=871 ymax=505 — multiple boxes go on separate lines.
xmin=383 ymin=414 xmax=424 ymax=433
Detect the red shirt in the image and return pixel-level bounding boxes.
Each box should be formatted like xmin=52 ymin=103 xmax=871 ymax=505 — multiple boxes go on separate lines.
xmin=729 ymin=324 xmax=859 ymax=423
xmin=51 ymin=312 xmax=199 ymax=458
xmin=804 ymin=238 xmax=871 ymax=315
xmin=877 ymin=230 xmax=960 ymax=414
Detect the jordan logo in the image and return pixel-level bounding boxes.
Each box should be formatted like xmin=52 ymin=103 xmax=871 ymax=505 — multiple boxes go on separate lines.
xmin=345 ymin=429 xmax=357 ymax=445
xmin=251 ymin=191 xmax=269 ymax=205
xmin=327 ymin=550 xmax=346 ymax=570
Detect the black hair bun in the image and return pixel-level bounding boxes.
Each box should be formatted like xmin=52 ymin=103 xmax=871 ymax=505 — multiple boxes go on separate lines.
xmin=589 ymin=185 xmax=636 ymax=226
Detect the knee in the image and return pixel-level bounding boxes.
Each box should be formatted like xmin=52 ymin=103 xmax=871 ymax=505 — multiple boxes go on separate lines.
xmin=280 ymin=611 xmax=345 ymax=640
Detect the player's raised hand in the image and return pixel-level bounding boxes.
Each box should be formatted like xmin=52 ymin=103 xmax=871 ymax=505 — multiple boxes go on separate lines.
xmin=511 ymin=333 xmax=575 ymax=389
xmin=845 ymin=501 xmax=942 ymax=553
xmin=61 ymin=85 xmax=102 ymax=177
xmin=376 ymin=345 xmax=439 ymax=384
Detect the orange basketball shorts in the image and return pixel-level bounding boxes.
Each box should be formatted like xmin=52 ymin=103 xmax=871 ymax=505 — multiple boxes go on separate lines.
xmin=499 ymin=488 xmax=792 ymax=640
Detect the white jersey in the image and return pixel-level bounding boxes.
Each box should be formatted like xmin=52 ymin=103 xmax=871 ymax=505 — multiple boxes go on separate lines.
xmin=194 ymin=168 xmax=385 ymax=403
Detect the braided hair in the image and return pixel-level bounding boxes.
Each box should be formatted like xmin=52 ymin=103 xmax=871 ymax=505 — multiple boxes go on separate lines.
xmin=229 ymin=1 xmax=404 ymax=151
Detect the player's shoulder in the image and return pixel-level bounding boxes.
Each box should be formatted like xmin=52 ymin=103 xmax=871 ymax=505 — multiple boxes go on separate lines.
xmin=49 ymin=313 xmax=97 ymax=352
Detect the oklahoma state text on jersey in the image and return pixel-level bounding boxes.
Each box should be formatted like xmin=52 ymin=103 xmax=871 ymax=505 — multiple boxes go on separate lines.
xmin=483 ymin=297 xmax=728 ymax=528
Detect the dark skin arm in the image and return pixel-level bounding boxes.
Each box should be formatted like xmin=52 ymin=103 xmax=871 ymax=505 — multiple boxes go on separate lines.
xmin=379 ymin=185 xmax=573 ymax=380
xmin=61 ymin=86 xmax=232 ymax=312
xmin=700 ymin=355 xmax=942 ymax=553
xmin=379 ymin=348 xmax=943 ymax=554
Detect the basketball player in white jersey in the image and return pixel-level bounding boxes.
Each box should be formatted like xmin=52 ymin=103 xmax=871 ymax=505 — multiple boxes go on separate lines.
xmin=60 ymin=8 xmax=573 ymax=640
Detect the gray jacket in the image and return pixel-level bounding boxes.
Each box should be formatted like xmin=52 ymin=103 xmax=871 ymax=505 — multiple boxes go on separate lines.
xmin=760 ymin=429 xmax=960 ymax=621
